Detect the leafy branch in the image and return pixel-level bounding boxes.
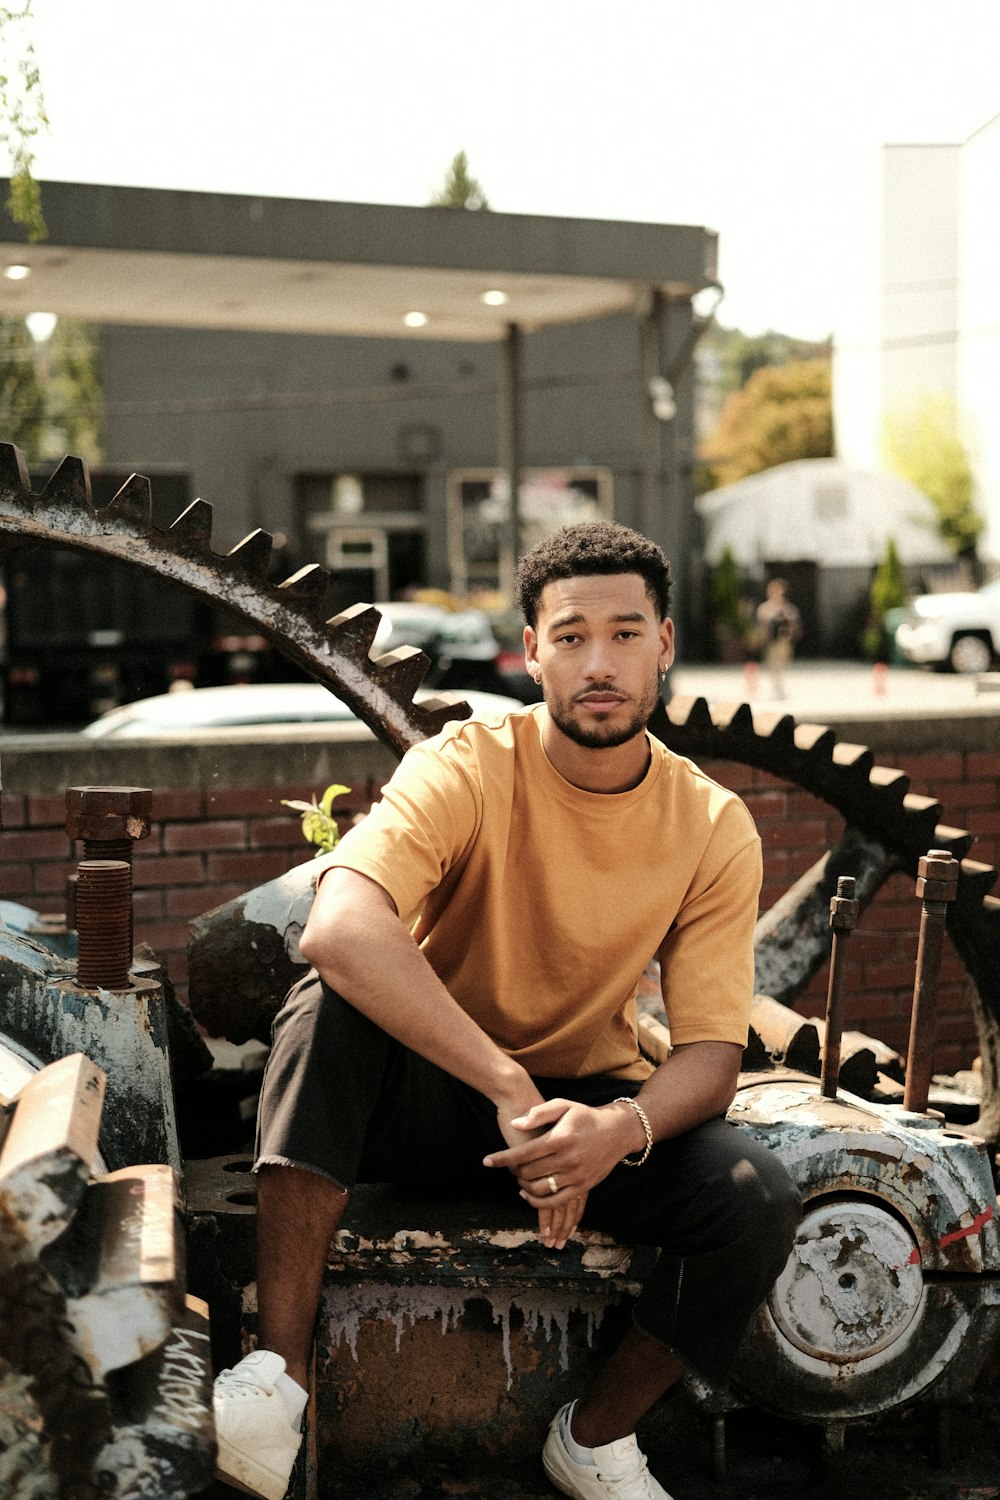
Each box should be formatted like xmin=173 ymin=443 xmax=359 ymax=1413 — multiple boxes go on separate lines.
xmin=281 ymin=784 xmax=351 ymax=857
xmin=1 ymin=1 xmax=48 ymax=241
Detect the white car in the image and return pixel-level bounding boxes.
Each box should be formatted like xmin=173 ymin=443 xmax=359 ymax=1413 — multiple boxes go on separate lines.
xmin=895 ymin=580 xmax=1000 ymax=674
xmin=81 ymin=681 xmax=525 ymax=738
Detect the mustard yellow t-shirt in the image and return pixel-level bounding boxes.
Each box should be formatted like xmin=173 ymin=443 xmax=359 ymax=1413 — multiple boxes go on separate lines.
xmin=325 ymin=704 xmax=761 ymax=1080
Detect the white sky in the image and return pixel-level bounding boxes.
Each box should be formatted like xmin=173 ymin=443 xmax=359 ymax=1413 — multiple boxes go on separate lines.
xmin=7 ymin=0 xmax=1000 ymax=340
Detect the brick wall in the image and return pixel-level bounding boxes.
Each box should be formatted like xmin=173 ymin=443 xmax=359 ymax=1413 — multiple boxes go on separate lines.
xmin=1 ymin=719 xmax=997 ymax=1075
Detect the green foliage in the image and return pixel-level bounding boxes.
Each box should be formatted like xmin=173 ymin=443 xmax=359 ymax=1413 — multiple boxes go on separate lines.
xmin=0 ymin=312 xmax=44 ymax=452
xmin=702 ymin=358 xmax=834 ymax=489
xmin=429 ymin=150 xmax=490 ymax=210
xmin=707 ymin=546 xmax=752 ymax=658
xmin=870 ymin=537 xmax=908 ymax=622
xmin=704 ymin=324 xmax=832 ymax=400
xmin=282 ymin=784 xmax=351 ymax=857
xmin=0 ymin=315 xmax=102 ymax=462
xmin=0 ymin=2 xmax=48 ymax=241
xmin=862 ymin=537 xmax=909 ymax=661
xmin=884 ymin=395 xmax=983 ymax=560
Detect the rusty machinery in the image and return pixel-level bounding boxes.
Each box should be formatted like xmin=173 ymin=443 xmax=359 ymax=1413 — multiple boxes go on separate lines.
xmin=4 ymin=448 xmax=1000 ymax=1467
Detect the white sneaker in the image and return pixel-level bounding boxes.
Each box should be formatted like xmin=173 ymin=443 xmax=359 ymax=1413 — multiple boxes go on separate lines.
xmin=214 ymin=1349 xmax=303 ymax=1500
xmin=543 ymin=1403 xmax=674 ymax=1500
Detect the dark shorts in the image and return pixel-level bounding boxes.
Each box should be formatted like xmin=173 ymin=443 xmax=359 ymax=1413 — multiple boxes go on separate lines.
xmin=256 ymin=971 xmax=801 ymax=1385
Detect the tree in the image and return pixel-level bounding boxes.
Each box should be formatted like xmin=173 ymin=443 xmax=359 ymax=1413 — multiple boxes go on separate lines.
xmin=0 ymin=314 xmax=102 ymax=462
xmin=429 ymin=150 xmax=490 ymax=210
xmin=701 ymin=358 xmax=834 ymax=489
xmin=0 ymin=1 xmax=48 ymax=241
xmin=0 ymin=312 xmax=45 ymax=451
xmin=863 ymin=536 xmax=909 ymax=661
xmin=883 ymin=394 xmax=983 ymax=563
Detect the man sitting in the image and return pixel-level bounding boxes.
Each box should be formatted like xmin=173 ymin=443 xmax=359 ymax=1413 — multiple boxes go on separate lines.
xmin=214 ymin=520 xmax=800 ymax=1500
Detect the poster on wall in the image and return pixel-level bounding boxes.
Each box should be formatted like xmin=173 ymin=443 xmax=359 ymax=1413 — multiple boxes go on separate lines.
xmin=447 ymin=468 xmax=613 ymax=599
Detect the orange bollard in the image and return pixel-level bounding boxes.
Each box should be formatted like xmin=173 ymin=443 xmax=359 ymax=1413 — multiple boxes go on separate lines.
xmin=743 ymin=661 xmax=760 ymax=698
xmin=872 ymin=661 xmax=888 ymax=697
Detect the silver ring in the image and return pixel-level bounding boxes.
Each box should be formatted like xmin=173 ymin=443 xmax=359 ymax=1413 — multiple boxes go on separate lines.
xmin=547 ymin=1175 xmax=558 ymax=1195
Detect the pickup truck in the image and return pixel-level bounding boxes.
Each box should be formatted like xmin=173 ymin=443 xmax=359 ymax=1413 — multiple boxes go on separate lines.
xmin=895 ymin=579 xmax=1000 ymax=673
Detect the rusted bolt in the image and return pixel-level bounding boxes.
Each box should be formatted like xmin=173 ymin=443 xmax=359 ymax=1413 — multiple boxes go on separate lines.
xmin=65 ymin=785 xmax=152 ymax=863
xmin=65 ymin=870 xmax=78 ymax=932
xmin=820 ymin=876 xmax=859 ymax=1099
xmin=75 ymin=859 xmax=132 ymax=990
xmin=903 ymin=848 xmax=960 ymax=1114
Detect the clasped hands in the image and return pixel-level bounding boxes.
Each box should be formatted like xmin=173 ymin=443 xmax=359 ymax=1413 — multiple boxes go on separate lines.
xmin=484 ymin=1095 xmax=639 ymax=1250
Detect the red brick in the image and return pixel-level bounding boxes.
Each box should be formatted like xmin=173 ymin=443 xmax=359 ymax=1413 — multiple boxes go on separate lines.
xmin=966 ymin=752 xmax=1000 ymax=778
xmin=132 ymin=889 xmax=165 ymax=920
xmin=0 ymin=794 xmax=26 ymax=828
xmin=152 ymin=790 xmax=205 ymax=820
xmin=163 ymin=820 xmax=247 ymax=853
xmin=33 ymin=863 xmax=73 ymax=893
xmin=166 ymin=883 xmax=249 ymax=917
xmin=248 ymin=816 xmax=307 ymax=848
xmin=135 ymin=921 xmax=191 ymax=955
xmin=0 ymin=829 xmax=71 ymax=861
xmin=933 ymin=780 xmax=998 ymax=811
xmin=133 ymin=855 xmax=205 ymax=887
xmin=27 ymin=793 xmax=69 ymax=826
xmin=0 ymin=863 xmax=32 ymax=896
xmin=897 ymin=753 xmax=965 ymax=782
xmin=206 ymin=851 xmax=299 ymax=884
xmin=777 ymin=821 xmax=828 ymax=848
xmin=205 ymin=788 xmax=288 ymax=817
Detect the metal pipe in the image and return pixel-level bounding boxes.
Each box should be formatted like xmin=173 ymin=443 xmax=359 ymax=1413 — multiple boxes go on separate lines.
xmin=498 ymin=321 xmax=523 ymax=594
xmin=903 ymin=850 xmax=960 ymax=1114
xmin=820 ymin=875 xmax=859 ymax=1098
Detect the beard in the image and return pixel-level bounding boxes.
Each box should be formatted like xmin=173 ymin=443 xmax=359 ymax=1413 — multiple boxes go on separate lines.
xmin=543 ymin=678 xmax=661 ymax=751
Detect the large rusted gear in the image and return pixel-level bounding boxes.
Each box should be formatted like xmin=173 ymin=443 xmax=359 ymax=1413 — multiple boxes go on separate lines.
xmin=648 ymin=695 xmax=1000 ymax=1137
xmin=3 ymin=449 xmax=999 ymax=1129
xmin=0 ymin=445 xmax=467 ymax=757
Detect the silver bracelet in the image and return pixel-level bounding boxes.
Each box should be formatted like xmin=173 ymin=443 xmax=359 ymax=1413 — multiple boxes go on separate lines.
xmin=614 ymin=1095 xmax=653 ymax=1166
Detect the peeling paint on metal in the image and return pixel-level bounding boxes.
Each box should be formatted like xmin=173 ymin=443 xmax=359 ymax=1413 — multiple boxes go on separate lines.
xmin=320 ymin=1281 xmax=613 ymax=1390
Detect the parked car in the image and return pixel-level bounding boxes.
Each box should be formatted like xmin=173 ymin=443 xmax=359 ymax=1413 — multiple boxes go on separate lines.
xmin=894 ymin=581 xmax=1000 ymax=674
xmin=80 ymin=681 xmax=525 ymax=738
xmin=374 ymin=601 xmax=540 ymax=702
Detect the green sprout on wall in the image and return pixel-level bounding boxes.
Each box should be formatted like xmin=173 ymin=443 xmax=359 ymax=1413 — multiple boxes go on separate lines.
xmin=281 ymin=784 xmax=351 ymax=857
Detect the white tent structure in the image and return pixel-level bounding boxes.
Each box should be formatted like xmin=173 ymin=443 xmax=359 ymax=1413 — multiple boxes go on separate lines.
xmin=696 ymin=458 xmax=952 ymax=570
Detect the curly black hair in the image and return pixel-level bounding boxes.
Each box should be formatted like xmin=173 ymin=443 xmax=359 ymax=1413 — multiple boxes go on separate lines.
xmin=514 ymin=521 xmax=672 ymax=627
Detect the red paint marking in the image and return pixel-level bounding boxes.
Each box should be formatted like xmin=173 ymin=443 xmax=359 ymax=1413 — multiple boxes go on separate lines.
xmin=938 ymin=1204 xmax=994 ymax=1251
xmin=906 ymin=1247 xmax=920 ymax=1265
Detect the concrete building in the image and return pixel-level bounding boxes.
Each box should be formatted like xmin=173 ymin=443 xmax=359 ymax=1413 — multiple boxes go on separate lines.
xmin=1 ymin=181 xmax=718 ymax=643
xmin=834 ymin=111 xmax=1000 ymax=561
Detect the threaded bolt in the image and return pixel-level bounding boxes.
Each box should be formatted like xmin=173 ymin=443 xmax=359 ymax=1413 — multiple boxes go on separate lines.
xmin=75 ymin=860 xmax=132 ymax=990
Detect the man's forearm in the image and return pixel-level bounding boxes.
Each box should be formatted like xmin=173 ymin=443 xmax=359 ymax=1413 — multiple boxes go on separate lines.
xmin=299 ymin=867 xmax=533 ymax=1110
xmin=627 ymin=1041 xmax=743 ymax=1149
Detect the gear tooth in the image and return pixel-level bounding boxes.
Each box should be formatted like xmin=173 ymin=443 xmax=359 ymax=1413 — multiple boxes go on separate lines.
xmin=168 ymin=498 xmax=214 ymax=549
xmin=750 ymin=709 xmax=796 ymax=745
xmin=102 ymin=473 xmax=152 ymax=532
xmin=0 ymin=443 xmax=31 ymax=496
xmin=900 ymin=792 xmax=945 ymax=852
xmin=664 ymin=694 xmax=714 ymax=731
xmin=958 ymin=857 xmax=998 ymax=902
xmin=868 ymin=764 xmax=911 ymax=805
xmin=931 ymin=822 xmax=975 ymax=860
xmin=372 ymin=645 xmax=431 ymax=702
xmin=832 ymin=741 xmax=875 ymax=778
xmin=277 ymin=563 xmax=330 ymax=600
xmin=414 ymin=695 xmax=472 ymax=736
xmin=226 ymin=529 xmax=273 ymax=579
xmin=709 ymin=700 xmax=754 ymax=735
xmin=327 ymin=602 xmax=382 ymax=658
xmin=793 ymin=722 xmax=836 ymax=756
xmin=40 ymin=455 xmax=92 ymax=509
